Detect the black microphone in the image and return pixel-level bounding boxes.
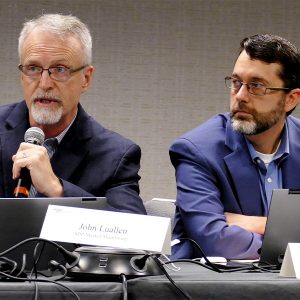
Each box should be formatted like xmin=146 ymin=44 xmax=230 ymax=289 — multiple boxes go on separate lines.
xmin=13 ymin=127 xmax=45 ymax=198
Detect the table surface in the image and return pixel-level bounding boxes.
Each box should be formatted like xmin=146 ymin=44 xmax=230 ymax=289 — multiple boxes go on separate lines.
xmin=0 ymin=261 xmax=299 ymax=300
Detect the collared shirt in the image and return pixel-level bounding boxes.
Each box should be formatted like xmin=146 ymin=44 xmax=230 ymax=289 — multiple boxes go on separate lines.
xmin=45 ymin=110 xmax=78 ymax=147
xmin=245 ymin=123 xmax=289 ymax=214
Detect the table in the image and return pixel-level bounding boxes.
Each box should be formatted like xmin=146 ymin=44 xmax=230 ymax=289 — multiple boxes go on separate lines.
xmin=0 ymin=262 xmax=299 ymax=299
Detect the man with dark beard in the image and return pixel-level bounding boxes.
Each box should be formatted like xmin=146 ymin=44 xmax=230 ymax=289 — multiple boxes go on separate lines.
xmin=170 ymin=34 xmax=300 ymax=260
xmin=0 ymin=14 xmax=146 ymax=214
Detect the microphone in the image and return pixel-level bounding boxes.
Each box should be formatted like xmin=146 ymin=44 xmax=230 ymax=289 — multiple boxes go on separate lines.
xmin=13 ymin=127 xmax=45 ymax=198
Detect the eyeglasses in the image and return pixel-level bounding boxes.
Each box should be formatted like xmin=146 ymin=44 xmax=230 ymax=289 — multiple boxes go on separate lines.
xmin=18 ymin=64 xmax=88 ymax=82
xmin=225 ymin=76 xmax=292 ymax=96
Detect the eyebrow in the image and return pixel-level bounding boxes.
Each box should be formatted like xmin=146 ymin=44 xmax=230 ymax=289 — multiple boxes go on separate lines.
xmin=231 ymin=73 xmax=270 ymax=85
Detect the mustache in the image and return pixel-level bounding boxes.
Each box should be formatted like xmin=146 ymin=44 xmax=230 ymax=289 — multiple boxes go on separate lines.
xmin=231 ymin=104 xmax=253 ymax=115
xmin=31 ymin=92 xmax=62 ymax=102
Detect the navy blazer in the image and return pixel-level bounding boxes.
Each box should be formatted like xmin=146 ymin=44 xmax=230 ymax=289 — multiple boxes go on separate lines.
xmin=0 ymin=101 xmax=146 ymax=214
xmin=170 ymin=113 xmax=300 ymax=259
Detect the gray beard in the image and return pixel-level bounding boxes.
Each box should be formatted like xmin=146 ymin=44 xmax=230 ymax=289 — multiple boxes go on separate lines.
xmin=231 ymin=113 xmax=282 ymax=135
xmin=231 ymin=119 xmax=257 ymax=135
xmin=31 ymin=103 xmax=63 ymax=125
xmin=230 ymin=99 xmax=285 ymax=135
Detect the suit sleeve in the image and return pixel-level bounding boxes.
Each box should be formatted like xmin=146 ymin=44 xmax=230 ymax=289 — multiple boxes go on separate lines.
xmin=170 ymin=138 xmax=262 ymax=260
xmin=104 ymin=143 xmax=146 ymax=214
xmin=60 ymin=143 xmax=146 ymax=215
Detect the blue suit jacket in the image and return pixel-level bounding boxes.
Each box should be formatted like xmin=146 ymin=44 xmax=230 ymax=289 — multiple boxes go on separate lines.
xmin=0 ymin=101 xmax=146 ymax=214
xmin=170 ymin=113 xmax=300 ymax=259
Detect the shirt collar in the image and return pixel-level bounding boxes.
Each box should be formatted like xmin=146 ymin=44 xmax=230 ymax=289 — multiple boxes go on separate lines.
xmin=245 ymin=122 xmax=289 ymax=163
xmin=45 ymin=110 xmax=77 ymax=144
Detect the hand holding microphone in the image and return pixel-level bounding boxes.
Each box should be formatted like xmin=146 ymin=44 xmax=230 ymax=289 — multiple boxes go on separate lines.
xmin=12 ymin=127 xmax=63 ymax=197
xmin=13 ymin=127 xmax=45 ymax=197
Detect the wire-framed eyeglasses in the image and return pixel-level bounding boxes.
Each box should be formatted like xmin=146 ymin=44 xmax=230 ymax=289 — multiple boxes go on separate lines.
xmin=225 ymin=76 xmax=292 ymax=96
xmin=18 ymin=64 xmax=88 ymax=82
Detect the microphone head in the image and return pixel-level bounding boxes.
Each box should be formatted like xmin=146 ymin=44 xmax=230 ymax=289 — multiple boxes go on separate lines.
xmin=24 ymin=127 xmax=45 ymax=145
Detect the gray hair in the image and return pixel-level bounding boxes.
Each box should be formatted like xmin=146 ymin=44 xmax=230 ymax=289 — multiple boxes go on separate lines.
xmin=18 ymin=14 xmax=92 ymax=64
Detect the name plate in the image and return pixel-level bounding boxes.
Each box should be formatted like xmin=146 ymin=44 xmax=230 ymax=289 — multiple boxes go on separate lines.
xmin=40 ymin=205 xmax=171 ymax=254
xmin=280 ymin=243 xmax=300 ymax=278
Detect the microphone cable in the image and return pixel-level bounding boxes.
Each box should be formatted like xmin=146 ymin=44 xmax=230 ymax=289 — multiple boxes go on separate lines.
xmin=150 ymin=254 xmax=192 ymax=300
xmin=170 ymin=238 xmax=279 ymax=273
xmin=0 ymin=237 xmax=80 ymax=270
xmin=29 ymin=240 xmax=47 ymax=279
xmin=120 ymin=273 xmax=128 ymax=300
xmin=16 ymin=254 xmax=27 ymax=277
xmin=0 ymin=256 xmax=18 ymax=275
xmin=0 ymin=269 xmax=80 ymax=300
xmin=250 ymin=261 xmax=280 ymax=273
xmin=33 ymin=281 xmax=38 ymax=300
xmin=175 ymin=237 xmax=223 ymax=272
xmin=165 ymin=258 xmax=254 ymax=273
xmin=0 ymin=238 xmax=81 ymax=300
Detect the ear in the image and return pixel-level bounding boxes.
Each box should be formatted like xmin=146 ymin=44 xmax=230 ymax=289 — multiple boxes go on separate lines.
xmin=81 ymin=65 xmax=94 ymax=93
xmin=285 ymin=88 xmax=300 ymax=113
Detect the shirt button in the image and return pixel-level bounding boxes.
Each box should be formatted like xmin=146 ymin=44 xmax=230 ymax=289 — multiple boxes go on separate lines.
xmin=267 ymin=177 xmax=272 ymax=183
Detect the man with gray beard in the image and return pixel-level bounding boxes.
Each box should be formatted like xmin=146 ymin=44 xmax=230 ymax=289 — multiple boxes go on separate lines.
xmin=0 ymin=14 xmax=146 ymax=214
xmin=170 ymin=34 xmax=300 ymax=260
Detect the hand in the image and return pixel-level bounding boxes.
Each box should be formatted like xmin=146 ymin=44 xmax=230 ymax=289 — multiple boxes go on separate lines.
xmin=225 ymin=212 xmax=267 ymax=235
xmin=12 ymin=142 xmax=63 ymax=197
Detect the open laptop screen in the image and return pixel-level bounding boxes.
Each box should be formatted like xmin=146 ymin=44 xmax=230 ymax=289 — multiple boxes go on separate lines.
xmin=259 ymin=189 xmax=300 ymax=266
xmin=0 ymin=197 xmax=107 ymax=270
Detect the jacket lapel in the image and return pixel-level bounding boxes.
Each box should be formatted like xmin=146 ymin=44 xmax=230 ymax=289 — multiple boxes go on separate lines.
xmin=0 ymin=101 xmax=29 ymax=196
xmin=282 ymin=117 xmax=300 ymax=189
xmin=223 ymin=118 xmax=263 ymax=215
xmin=51 ymin=104 xmax=92 ymax=179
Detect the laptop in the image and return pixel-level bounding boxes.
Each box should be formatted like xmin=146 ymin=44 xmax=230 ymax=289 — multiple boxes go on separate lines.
xmin=0 ymin=197 xmax=107 ymax=271
xmin=259 ymin=189 xmax=300 ymax=266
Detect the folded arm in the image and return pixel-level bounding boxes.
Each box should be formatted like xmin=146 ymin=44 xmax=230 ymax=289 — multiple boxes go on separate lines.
xmin=170 ymin=138 xmax=263 ymax=260
xmin=225 ymin=212 xmax=267 ymax=235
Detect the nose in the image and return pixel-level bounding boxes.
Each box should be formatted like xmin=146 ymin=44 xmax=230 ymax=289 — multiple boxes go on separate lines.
xmin=235 ymin=83 xmax=250 ymax=102
xmin=38 ymin=69 xmax=54 ymax=90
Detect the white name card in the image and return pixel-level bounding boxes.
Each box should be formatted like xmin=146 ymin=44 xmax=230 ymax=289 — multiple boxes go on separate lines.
xmin=280 ymin=243 xmax=300 ymax=278
xmin=40 ymin=205 xmax=171 ymax=254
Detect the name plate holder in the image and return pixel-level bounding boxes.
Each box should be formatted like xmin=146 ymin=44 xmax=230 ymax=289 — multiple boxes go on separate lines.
xmin=279 ymin=243 xmax=300 ymax=278
xmin=40 ymin=205 xmax=171 ymax=254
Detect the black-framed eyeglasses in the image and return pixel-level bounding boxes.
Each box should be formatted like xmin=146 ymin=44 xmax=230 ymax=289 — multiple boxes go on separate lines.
xmin=18 ymin=64 xmax=88 ymax=82
xmin=225 ymin=76 xmax=292 ymax=96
